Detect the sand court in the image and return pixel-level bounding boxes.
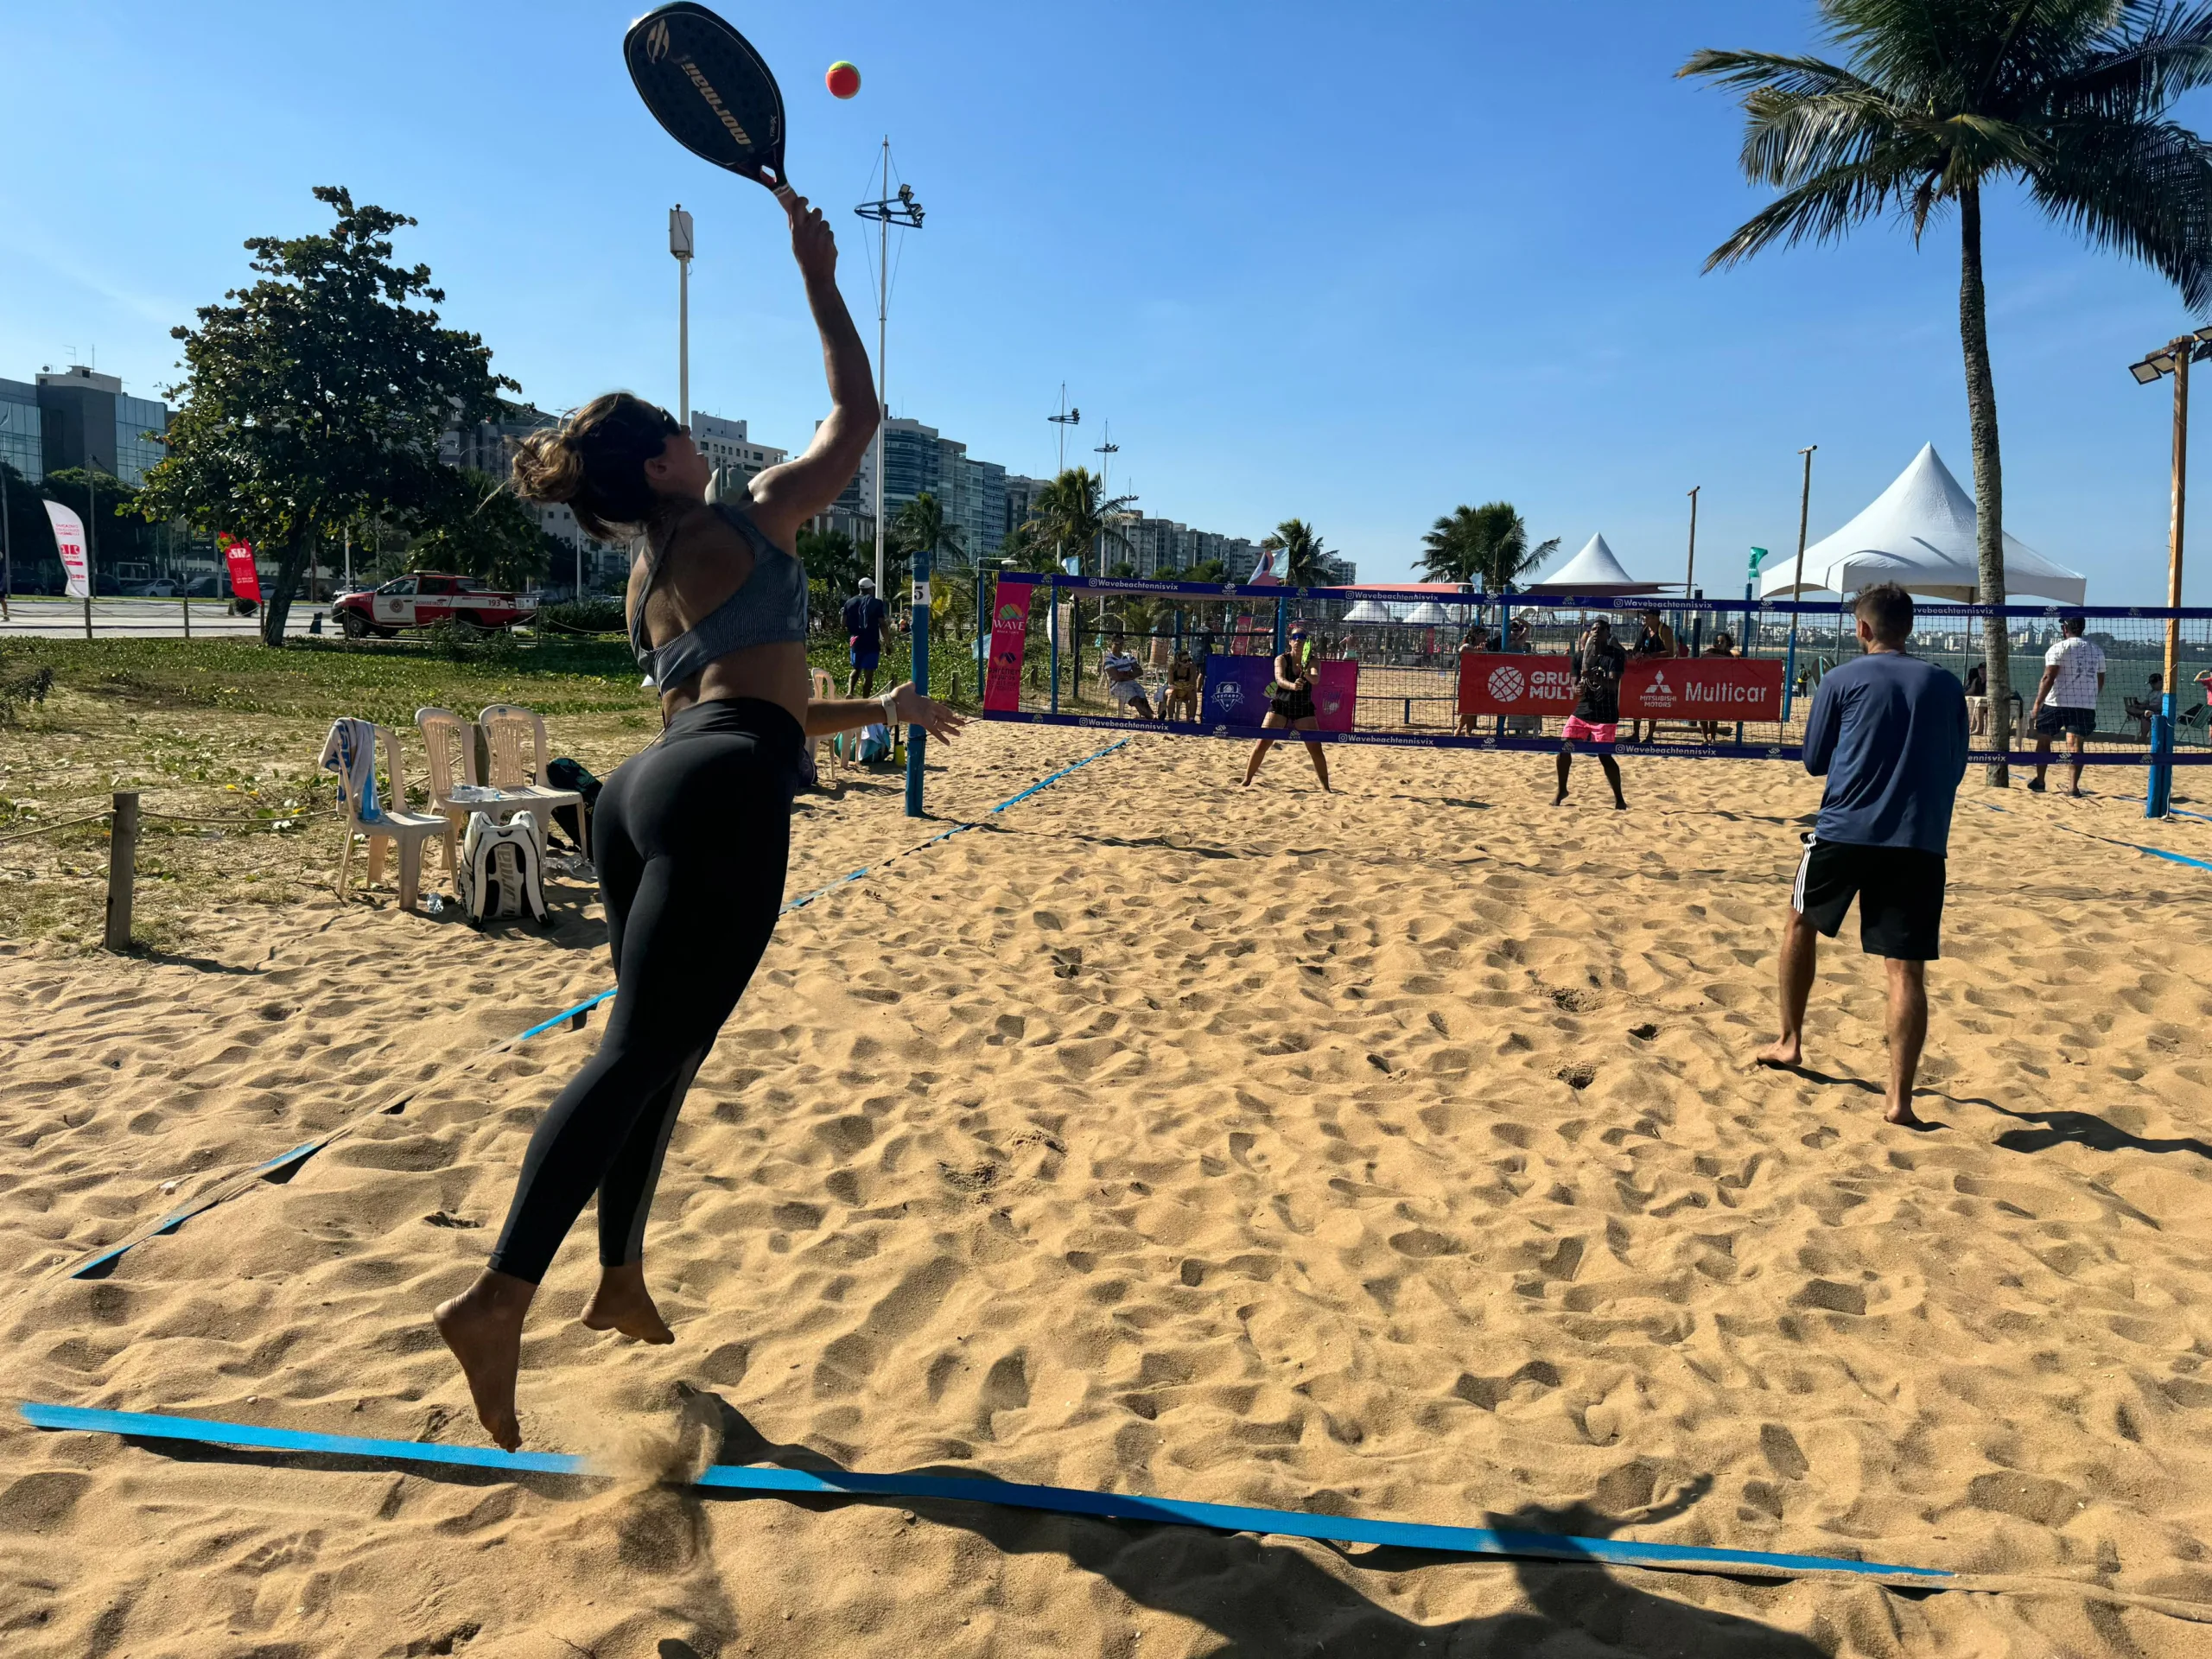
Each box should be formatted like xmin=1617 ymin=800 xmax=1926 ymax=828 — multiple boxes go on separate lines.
xmin=5 ymin=721 xmax=2212 ymax=1656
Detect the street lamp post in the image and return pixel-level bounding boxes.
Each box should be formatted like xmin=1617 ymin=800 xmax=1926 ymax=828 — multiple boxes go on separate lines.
xmin=1048 ymin=385 xmax=1081 ymax=474
xmin=670 ymin=207 xmax=695 ymax=428
xmin=2129 ymin=327 xmax=2212 ymax=817
xmin=1684 ymin=484 xmax=1700 ymax=654
xmin=1092 ymin=423 xmax=1119 ymax=577
xmin=854 ymin=143 xmax=925 ymax=813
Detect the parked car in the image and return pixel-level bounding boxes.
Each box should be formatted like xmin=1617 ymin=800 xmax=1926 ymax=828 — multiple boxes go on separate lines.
xmin=125 ymin=578 xmax=181 ymax=597
xmin=330 ymin=573 xmax=537 ymax=639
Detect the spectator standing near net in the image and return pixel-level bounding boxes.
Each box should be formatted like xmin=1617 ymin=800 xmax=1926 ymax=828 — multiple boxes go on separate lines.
xmin=842 ymin=576 xmax=887 ymax=696
xmin=1624 ymin=609 xmax=1678 ymax=742
xmin=1556 ymin=620 xmax=1627 ymax=809
xmin=1700 ymin=630 xmax=1735 ymax=742
xmin=1964 ymin=661 xmax=1990 ymax=735
xmin=2028 ymin=615 xmax=2105 ymax=797
xmin=1242 ymin=625 xmax=1332 ymax=791
xmin=1757 ymin=583 xmax=1966 ymax=1129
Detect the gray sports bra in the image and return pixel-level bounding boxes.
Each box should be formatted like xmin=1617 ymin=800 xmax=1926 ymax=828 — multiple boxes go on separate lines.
xmin=630 ymin=502 xmax=810 ymax=689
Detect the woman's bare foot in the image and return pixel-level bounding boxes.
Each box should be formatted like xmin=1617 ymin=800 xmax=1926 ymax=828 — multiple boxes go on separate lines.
xmin=433 ymin=1270 xmax=536 ymax=1451
xmin=582 ymin=1262 xmax=676 ymax=1344
xmin=1753 ymin=1037 xmax=1802 ymax=1069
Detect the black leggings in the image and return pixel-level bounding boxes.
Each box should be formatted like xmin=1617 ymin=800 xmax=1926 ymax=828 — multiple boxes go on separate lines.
xmin=490 ymin=698 xmax=800 ymax=1284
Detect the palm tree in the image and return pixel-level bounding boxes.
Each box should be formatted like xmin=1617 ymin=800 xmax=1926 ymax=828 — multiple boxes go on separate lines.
xmin=1419 ymin=501 xmax=1558 ymax=592
xmin=1028 ymin=467 xmax=1135 ymax=574
xmin=1681 ymin=2 xmax=2212 ymax=783
xmin=1262 ymin=518 xmax=1333 ymax=587
xmin=892 ymin=490 xmax=965 ymax=569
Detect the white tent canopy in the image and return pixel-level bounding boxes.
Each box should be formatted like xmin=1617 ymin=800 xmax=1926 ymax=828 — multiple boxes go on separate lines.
xmin=1522 ymin=534 xmax=1669 ymax=596
xmin=1758 ymin=443 xmax=2086 ymax=605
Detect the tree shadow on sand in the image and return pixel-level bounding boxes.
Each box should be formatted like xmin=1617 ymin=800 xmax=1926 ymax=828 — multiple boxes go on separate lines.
xmin=678 ymin=1389 xmax=1832 ymax=1657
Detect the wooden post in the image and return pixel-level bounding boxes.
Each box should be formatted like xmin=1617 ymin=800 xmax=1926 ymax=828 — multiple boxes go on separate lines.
xmin=104 ymin=791 xmax=138 ymax=952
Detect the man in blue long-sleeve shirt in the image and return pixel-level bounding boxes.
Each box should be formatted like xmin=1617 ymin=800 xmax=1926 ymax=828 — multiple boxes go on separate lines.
xmin=1757 ymin=582 xmax=1967 ymax=1128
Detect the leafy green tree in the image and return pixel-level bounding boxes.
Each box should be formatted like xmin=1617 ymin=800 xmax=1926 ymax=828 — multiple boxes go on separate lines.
xmin=1262 ymin=518 xmax=1334 ymax=588
xmin=1419 ymin=501 xmax=1558 ymax=591
xmin=138 ymin=185 xmax=516 ymax=644
xmin=1681 ymin=1 xmax=2212 ymax=782
xmin=405 ymin=469 xmax=563 ymax=591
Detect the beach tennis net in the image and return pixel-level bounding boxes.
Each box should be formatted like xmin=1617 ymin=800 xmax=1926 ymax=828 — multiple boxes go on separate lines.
xmin=976 ymin=575 xmax=2212 ymax=766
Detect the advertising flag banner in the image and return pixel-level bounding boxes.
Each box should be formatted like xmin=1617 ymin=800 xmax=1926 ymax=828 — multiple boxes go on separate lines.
xmin=1621 ymin=658 xmax=1783 ymax=721
xmin=1202 ymin=655 xmax=1275 ymax=727
xmin=42 ymin=502 xmax=89 ymax=599
xmin=1313 ymin=660 xmax=1358 ymax=732
xmin=222 ymin=540 xmax=264 ymax=605
xmin=1456 ymin=652 xmax=1580 ymax=717
xmin=982 ymin=578 xmax=1033 ymax=712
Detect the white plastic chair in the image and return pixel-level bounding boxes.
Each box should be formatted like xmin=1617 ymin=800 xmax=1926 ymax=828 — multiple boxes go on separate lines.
xmin=334 ymin=726 xmax=448 ymax=912
xmin=416 ymin=707 xmax=537 ymax=871
xmin=478 ymin=703 xmax=585 ymax=855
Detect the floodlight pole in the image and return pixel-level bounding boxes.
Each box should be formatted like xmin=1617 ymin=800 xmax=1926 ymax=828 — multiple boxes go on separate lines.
xmin=1093 ymin=423 xmax=1118 ymax=576
xmin=1780 ymin=446 xmax=1816 ymax=724
xmin=670 ymin=207 xmax=695 ymax=428
xmin=854 ymin=142 xmax=926 ymax=812
xmin=2133 ymin=330 xmax=2209 ymax=816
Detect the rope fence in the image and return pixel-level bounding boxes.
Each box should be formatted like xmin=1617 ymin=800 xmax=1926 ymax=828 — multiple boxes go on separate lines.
xmin=0 ymin=791 xmax=321 ymax=951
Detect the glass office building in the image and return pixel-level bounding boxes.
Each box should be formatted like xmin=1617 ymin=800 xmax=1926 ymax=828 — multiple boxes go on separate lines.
xmin=114 ymin=394 xmax=168 ymax=485
xmin=0 ymin=378 xmax=41 ymax=481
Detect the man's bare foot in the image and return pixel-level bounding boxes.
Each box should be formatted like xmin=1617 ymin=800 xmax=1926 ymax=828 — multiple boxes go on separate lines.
xmin=1885 ymin=1098 xmax=1934 ymax=1128
xmin=433 ymin=1270 xmax=535 ymax=1451
xmin=1753 ymin=1037 xmax=1802 ymax=1069
xmin=582 ymin=1262 xmax=676 ymax=1344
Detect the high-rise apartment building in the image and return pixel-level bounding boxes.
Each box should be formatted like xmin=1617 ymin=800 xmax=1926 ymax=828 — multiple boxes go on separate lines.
xmin=691 ymin=411 xmax=787 ymax=490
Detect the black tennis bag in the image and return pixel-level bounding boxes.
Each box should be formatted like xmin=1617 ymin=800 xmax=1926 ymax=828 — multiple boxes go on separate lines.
xmin=546 ymin=756 xmax=603 ymax=853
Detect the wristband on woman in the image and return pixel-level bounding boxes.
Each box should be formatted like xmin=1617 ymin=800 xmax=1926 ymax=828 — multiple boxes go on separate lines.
xmin=880 ymin=690 xmax=900 ymax=728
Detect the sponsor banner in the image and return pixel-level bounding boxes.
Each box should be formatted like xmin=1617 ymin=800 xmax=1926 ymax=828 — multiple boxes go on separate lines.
xmin=1621 ymin=658 xmax=1783 ymax=720
xmin=982 ymin=578 xmax=1034 ymax=712
xmin=1202 ymin=655 xmax=1274 ymax=727
xmin=42 ymin=502 xmax=89 ymax=599
xmin=1457 ymin=652 xmax=1580 ymax=716
xmin=1314 ymin=660 xmax=1357 ymax=732
xmin=222 ymin=539 xmax=264 ymax=604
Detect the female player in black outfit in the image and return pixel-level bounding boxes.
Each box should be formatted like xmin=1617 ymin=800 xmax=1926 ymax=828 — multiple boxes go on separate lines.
xmin=434 ymin=192 xmax=963 ymax=1450
xmin=1241 ymin=625 xmax=1332 ymax=791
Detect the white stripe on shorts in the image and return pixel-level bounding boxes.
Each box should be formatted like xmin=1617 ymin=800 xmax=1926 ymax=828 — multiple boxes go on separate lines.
xmin=1791 ymin=832 xmax=1816 ymax=913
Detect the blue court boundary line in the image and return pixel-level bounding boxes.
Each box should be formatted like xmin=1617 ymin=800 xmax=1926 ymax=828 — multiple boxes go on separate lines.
xmin=17 ymin=1403 xmax=1948 ymax=1583
xmin=1978 ymin=800 xmax=2212 ymax=872
xmin=46 ymin=738 xmax=1131 ymax=1282
xmin=979 ymin=709 xmax=2212 ymax=766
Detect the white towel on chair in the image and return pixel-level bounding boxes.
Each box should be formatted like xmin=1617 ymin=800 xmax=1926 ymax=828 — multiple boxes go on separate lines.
xmin=320 ymin=718 xmax=385 ymax=824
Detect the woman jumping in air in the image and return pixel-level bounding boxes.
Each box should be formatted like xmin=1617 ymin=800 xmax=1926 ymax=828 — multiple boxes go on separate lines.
xmin=1242 ymin=625 xmax=1332 ymax=791
xmin=434 ymin=194 xmax=963 ymax=1450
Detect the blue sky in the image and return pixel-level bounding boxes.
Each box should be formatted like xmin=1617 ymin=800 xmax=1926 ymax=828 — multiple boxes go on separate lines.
xmin=2 ymin=1 xmax=2206 ymax=600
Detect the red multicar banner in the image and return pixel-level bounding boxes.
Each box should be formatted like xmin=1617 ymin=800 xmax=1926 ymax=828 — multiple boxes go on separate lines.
xmin=1458 ymin=652 xmax=1786 ymax=721
xmin=1457 ymin=653 xmax=1580 ymax=715
xmin=221 ymin=538 xmax=263 ymax=604
xmin=983 ymin=577 xmax=1034 ymax=712
xmin=1621 ymin=657 xmax=1783 ymax=721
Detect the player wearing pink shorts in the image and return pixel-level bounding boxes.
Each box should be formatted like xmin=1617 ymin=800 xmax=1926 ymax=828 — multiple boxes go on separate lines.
xmin=1556 ymin=619 xmax=1627 ymax=810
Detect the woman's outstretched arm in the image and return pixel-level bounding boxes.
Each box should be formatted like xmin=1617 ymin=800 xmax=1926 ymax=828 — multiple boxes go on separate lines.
xmin=747 ymin=194 xmax=878 ymax=550
xmin=804 ymin=682 xmax=967 ymax=741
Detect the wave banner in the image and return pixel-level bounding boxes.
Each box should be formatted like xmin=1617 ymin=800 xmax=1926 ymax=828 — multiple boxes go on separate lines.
xmin=982 ymin=577 xmax=1035 ymax=712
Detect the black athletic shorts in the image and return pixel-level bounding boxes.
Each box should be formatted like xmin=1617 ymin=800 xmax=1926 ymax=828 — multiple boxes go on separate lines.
xmin=2035 ymin=704 xmax=2095 ymax=738
xmin=1790 ymin=833 xmax=1946 ymax=960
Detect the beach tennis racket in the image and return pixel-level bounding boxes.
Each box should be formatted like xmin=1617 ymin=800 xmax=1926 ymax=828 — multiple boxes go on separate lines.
xmin=625 ymin=3 xmax=791 ymax=196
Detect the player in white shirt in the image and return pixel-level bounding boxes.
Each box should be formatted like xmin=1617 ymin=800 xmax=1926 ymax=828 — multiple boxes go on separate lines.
xmin=2029 ymin=615 xmax=2106 ymax=797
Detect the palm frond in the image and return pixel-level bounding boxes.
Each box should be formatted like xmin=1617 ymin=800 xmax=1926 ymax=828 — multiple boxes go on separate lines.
xmin=1703 ymin=152 xmax=1930 ymax=268
xmin=2030 ymin=112 xmax=2212 ymax=307
xmin=2047 ymin=3 xmax=2212 ymax=118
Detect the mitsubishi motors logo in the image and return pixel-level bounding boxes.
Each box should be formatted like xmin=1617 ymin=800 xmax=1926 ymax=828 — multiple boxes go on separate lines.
xmin=1643 ymin=671 xmax=1677 ymax=710
xmin=1486 ymin=664 xmax=1525 ymax=702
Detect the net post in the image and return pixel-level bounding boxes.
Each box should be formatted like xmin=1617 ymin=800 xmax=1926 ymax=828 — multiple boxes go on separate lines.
xmin=906 ymin=544 xmax=930 ymax=818
xmin=1049 ymin=575 xmax=1061 ymax=715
